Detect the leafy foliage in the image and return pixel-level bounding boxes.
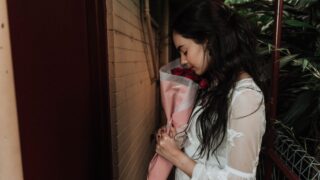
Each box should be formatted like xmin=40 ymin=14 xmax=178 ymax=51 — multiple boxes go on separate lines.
xmin=226 ymin=0 xmax=320 ymax=160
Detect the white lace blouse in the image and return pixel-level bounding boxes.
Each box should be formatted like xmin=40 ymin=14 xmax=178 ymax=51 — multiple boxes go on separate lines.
xmin=175 ymin=78 xmax=266 ymax=180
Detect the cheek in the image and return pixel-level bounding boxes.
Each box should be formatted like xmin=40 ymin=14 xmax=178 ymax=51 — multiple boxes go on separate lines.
xmin=188 ymin=53 xmax=200 ymax=66
xmin=197 ymin=51 xmax=210 ymax=74
xmin=196 ymin=50 xmax=205 ymax=66
xmin=188 ymin=47 xmax=206 ymax=68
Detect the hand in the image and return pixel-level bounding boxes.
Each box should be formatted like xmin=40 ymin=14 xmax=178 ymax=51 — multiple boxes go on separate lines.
xmin=156 ymin=126 xmax=196 ymax=177
xmin=156 ymin=126 xmax=181 ymax=162
xmin=156 ymin=125 xmax=177 ymax=141
xmin=156 ymin=126 xmax=167 ymax=143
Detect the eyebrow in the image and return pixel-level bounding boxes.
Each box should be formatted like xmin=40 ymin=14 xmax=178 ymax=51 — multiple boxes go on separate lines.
xmin=177 ymin=45 xmax=184 ymax=51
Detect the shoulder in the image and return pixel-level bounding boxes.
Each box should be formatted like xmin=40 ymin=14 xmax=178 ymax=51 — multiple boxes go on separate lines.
xmin=229 ymin=78 xmax=264 ymax=118
xmin=231 ymin=78 xmax=263 ymax=102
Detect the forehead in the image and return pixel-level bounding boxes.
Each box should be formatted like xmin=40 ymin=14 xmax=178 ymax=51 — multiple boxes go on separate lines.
xmin=173 ymin=32 xmax=194 ymax=48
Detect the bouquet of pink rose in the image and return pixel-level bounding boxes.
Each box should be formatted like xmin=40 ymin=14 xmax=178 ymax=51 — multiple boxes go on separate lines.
xmin=147 ymin=59 xmax=208 ymax=180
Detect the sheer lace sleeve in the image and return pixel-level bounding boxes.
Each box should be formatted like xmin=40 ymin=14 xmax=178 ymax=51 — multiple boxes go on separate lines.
xmin=190 ymin=88 xmax=266 ymax=180
xmin=226 ymin=88 xmax=266 ymax=179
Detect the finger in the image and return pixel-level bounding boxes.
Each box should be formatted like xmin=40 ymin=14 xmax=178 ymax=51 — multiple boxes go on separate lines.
xmin=169 ymin=127 xmax=176 ymax=137
xmin=159 ymin=130 xmax=168 ymax=137
xmin=171 ymin=126 xmax=177 ymax=134
xmin=169 ymin=128 xmax=174 ymax=138
xmin=159 ymin=132 xmax=166 ymax=141
xmin=161 ymin=126 xmax=167 ymax=133
xmin=156 ymin=144 xmax=160 ymax=153
xmin=166 ymin=124 xmax=172 ymax=132
xmin=161 ymin=133 xmax=170 ymax=140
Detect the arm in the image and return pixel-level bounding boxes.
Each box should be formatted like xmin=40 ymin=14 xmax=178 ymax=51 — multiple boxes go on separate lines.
xmin=157 ymin=89 xmax=266 ymax=179
xmin=226 ymin=89 xmax=266 ymax=177
xmin=192 ymin=89 xmax=265 ymax=180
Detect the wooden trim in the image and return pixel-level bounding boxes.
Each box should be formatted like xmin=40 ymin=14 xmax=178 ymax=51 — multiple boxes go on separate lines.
xmin=0 ymin=1 xmax=23 ymax=179
xmin=86 ymin=0 xmax=112 ymax=179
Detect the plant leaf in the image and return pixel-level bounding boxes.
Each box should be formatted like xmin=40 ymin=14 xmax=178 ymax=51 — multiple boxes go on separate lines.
xmin=279 ymin=54 xmax=299 ymax=68
xmin=284 ymin=19 xmax=314 ymax=29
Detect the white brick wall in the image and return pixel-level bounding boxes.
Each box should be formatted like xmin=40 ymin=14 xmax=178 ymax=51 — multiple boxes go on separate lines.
xmin=106 ymin=0 xmax=159 ymax=179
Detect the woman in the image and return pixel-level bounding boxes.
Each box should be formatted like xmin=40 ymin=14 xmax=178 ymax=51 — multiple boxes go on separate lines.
xmin=155 ymin=0 xmax=266 ymax=179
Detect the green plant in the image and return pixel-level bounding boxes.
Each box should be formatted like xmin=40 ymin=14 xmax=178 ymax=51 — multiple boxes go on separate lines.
xmin=226 ymin=0 xmax=320 ymax=160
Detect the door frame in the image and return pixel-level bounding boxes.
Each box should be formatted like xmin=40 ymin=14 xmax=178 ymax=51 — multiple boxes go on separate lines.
xmin=86 ymin=0 xmax=112 ymax=179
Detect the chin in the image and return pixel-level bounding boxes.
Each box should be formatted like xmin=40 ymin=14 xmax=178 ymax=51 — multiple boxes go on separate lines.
xmin=195 ymin=70 xmax=204 ymax=75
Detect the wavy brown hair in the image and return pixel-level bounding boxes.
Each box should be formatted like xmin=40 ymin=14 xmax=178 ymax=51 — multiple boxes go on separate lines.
xmin=172 ymin=0 xmax=265 ymax=159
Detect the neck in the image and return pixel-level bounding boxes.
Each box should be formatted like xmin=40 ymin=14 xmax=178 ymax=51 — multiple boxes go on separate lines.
xmin=237 ymin=71 xmax=251 ymax=81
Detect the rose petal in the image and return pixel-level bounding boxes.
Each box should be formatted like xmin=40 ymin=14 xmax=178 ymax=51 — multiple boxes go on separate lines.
xmin=171 ymin=67 xmax=184 ymax=76
xmin=185 ymin=75 xmax=199 ymax=81
xmin=199 ymin=79 xmax=209 ymax=89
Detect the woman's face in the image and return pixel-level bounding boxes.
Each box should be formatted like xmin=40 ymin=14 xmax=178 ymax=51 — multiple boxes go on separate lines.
xmin=173 ymin=32 xmax=208 ymax=75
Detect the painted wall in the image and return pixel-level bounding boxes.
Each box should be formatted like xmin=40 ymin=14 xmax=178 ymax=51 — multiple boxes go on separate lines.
xmin=0 ymin=0 xmax=23 ymax=179
xmin=106 ymin=0 xmax=160 ymax=179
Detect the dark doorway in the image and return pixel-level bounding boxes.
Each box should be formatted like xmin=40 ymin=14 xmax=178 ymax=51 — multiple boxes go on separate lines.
xmin=7 ymin=0 xmax=112 ymax=179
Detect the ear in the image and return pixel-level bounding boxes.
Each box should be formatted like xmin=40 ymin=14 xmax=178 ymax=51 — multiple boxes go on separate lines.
xmin=202 ymin=39 xmax=211 ymax=56
xmin=203 ymin=39 xmax=209 ymax=48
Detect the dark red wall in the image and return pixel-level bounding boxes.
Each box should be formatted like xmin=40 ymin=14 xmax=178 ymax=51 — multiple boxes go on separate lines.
xmin=7 ymin=0 xmax=111 ymax=179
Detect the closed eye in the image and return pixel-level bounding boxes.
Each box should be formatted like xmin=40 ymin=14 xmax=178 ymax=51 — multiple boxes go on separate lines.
xmin=183 ymin=51 xmax=187 ymax=55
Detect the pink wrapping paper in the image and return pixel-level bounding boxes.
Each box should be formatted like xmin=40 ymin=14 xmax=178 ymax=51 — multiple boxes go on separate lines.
xmin=147 ymin=59 xmax=199 ymax=180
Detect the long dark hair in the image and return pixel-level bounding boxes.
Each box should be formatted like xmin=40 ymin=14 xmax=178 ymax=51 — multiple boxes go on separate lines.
xmin=172 ymin=0 xmax=265 ymax=159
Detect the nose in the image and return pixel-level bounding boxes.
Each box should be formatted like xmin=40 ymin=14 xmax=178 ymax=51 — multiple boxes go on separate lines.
xmin=180 ymin=55 xmax=188 ymax=66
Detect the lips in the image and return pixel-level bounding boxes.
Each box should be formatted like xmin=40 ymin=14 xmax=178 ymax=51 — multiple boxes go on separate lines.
xmin=191 ymin=67 xmax=199 ymax=74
